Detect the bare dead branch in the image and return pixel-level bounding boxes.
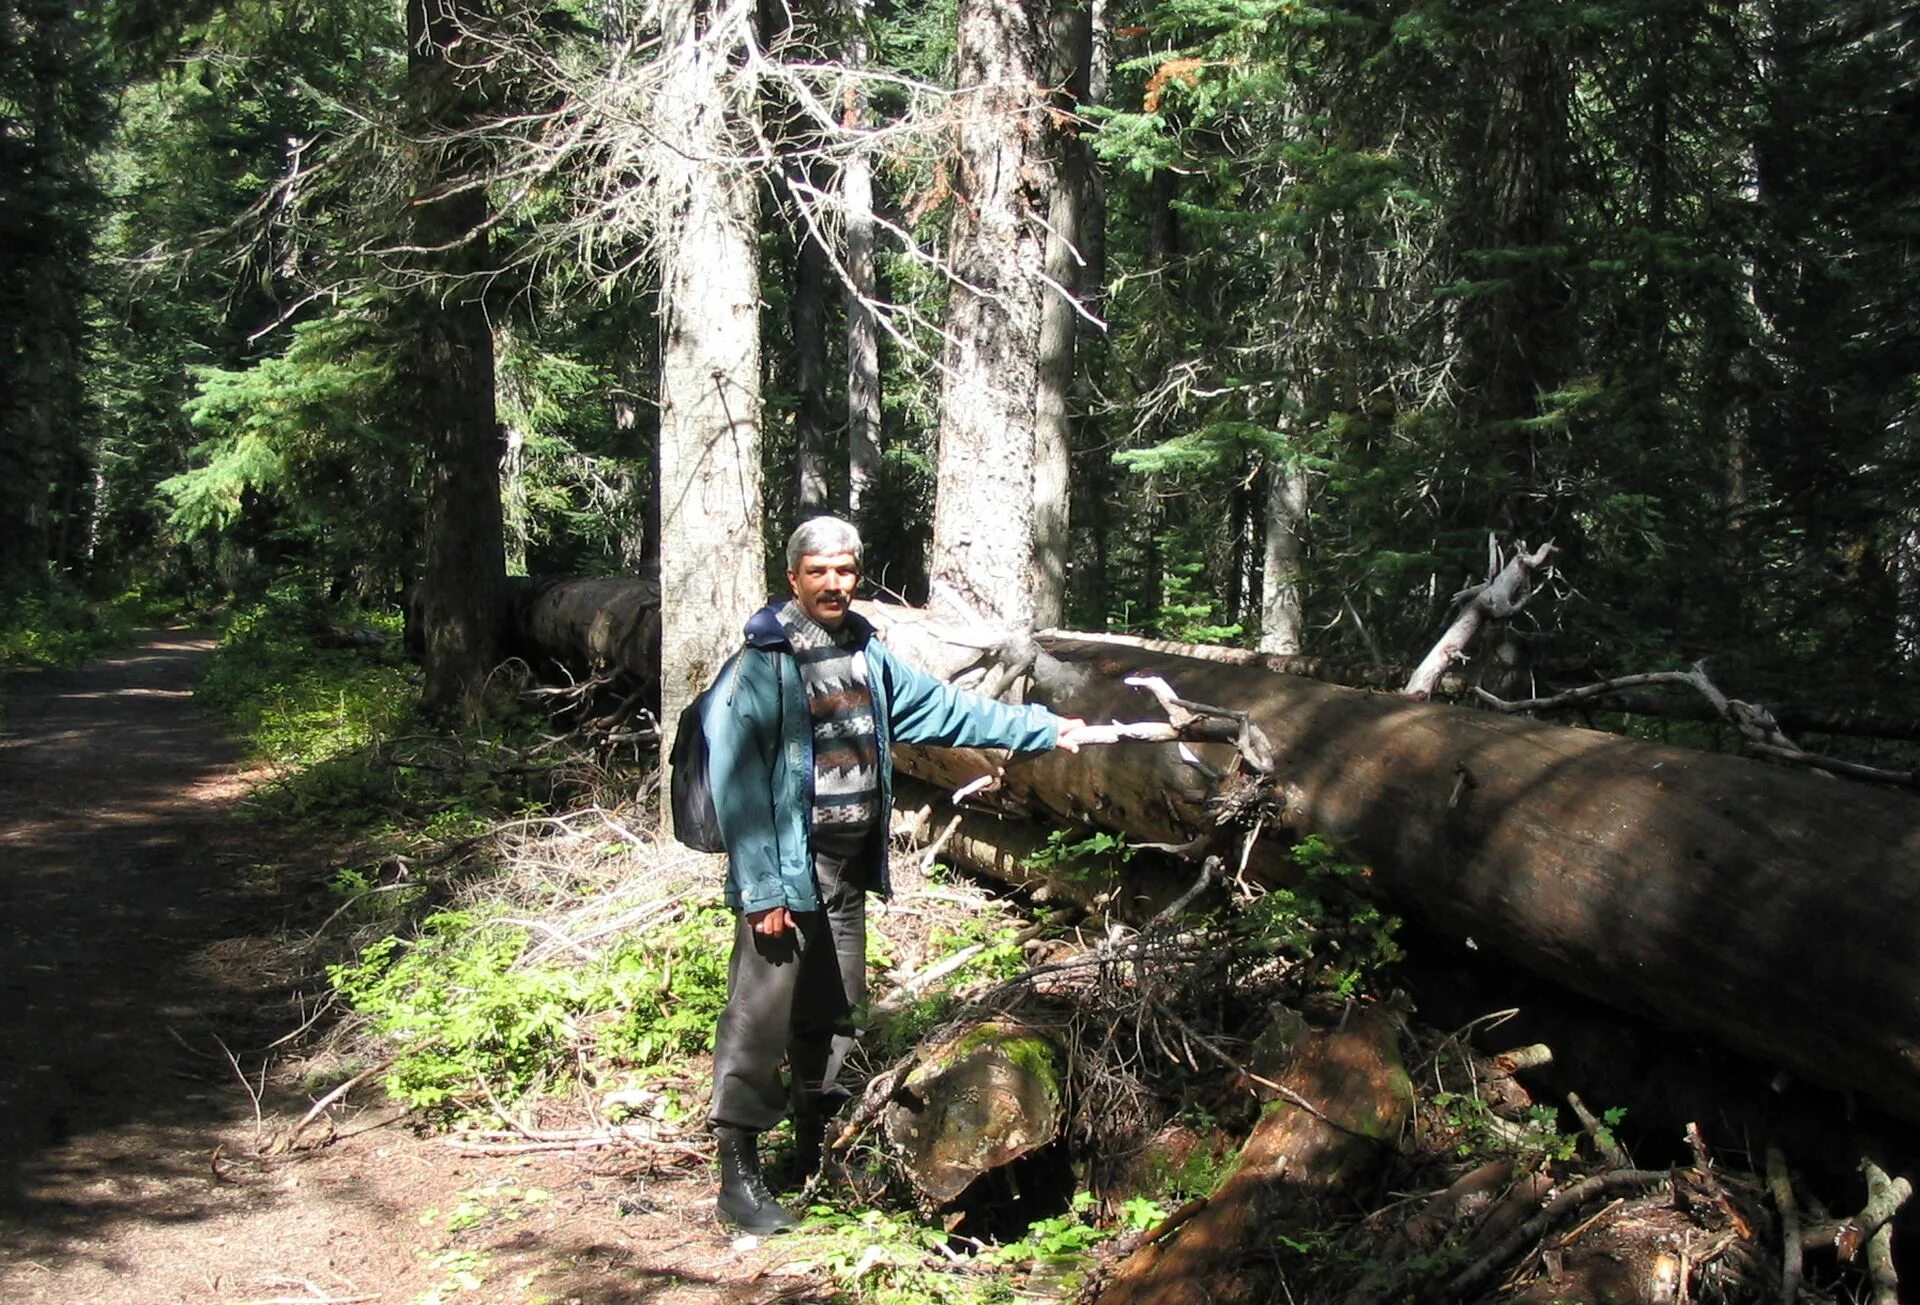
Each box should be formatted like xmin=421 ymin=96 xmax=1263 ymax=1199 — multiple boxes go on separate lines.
xmin=1405 ymin=536 xmax=1556 ymax=699
xmin=1478 ymin=666 xmax=1919 ymax=788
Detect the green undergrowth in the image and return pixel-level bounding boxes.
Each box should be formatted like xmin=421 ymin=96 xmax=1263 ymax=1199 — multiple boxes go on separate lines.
xmin=198 ymin=583 xmax=690 ymax=1113
xmin=0 ymin=582 xmax=186 ymax=670
xmin=785 ymin=1193 xmax=1168 ymax=1304
xmin=331 ymin=903 xmax=734 ymax=1117
xmin=198 ymin=583 xmax=414 ymax=776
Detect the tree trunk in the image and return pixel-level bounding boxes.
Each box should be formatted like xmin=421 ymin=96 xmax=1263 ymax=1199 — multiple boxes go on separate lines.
xmin=653 ymin=0 xmax=767 ymax=736
xmin=790 ymin=165 xmax=833 ymax=515
xmin=1065 ymin=0 xmax=1110 ymax=628
xmin=1259 ymin=454 xmax=1308 ymax=654
xmin=842 ymin=18 xmax=883 ymax=522
xmin=859 ymin=604 xmax=1920 ymax=1128
xmin=928 ymin=0 xmax=1059 ymax=626
xmin=513 ymin=577 xmax=661 ymax=684
xmin=884 ymin=1019 xmax=1064 ymax=1204
xmin=497 ymin=328 xmax=532 ymax=577
xmin=405 ymin=0 xmax=509 ymax=715
xmin=1029 ymin=0 xmax=1095 ymax=629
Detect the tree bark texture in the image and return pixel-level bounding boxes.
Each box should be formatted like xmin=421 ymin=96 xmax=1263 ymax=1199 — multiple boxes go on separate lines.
xmin=928 ymin=0 xmax=1059 ymax=626
xmin=884 ymin=1020 xmax=1063 ymax=1203
xmin=406 ymin=0 xmax=509 ymax=715
xmin=841 ymin=20 xmax=883 ymax=520
xmin=1029 ymin=0 xmax=1095 ymax=629
xmin=513 ymin=577 xmax=661 ymax=685
xmin=790 ymin=165 xmax=833 ymax=514
xmin=1259 ymin=456 xmax=1308 ymax=655
xmin=653 ymin=0 xmax=767 ymax=738
xmin=893 ymin=776 xmax=1202 ymax=918
xmin=859 ymin=605 xmax=1920 ymax=1128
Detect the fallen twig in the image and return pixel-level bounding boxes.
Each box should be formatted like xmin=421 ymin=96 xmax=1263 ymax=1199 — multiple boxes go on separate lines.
xmin=1802 ymin=1158 xmax=1914 ymax=1262
xmin=270 ymin=1058 xmax=395 ymax=1154
xmin=444 ymin=1123 xmax=708 ymax=1160
xmin=1566 ymin=1091 xmax=1629 ymax=1169
xmin=1864 ymin=1158 xmax=1902 ymax=1305
xmin=872 ymin=942 xmax=988 ymax=1015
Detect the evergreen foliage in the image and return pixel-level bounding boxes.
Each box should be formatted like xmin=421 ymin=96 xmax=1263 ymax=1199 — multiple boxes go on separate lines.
xmin=5 ymin=0 xmax=1915 ymax=711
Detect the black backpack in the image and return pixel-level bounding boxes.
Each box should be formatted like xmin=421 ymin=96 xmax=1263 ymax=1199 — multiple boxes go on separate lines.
xmin=667 ymin=649 xmax=751 ymax=853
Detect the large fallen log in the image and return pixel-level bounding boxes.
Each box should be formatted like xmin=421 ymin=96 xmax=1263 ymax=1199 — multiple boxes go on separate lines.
xmin=856 ymin=604 xmax=1920 ymax=1129
xmin=498 ymin=583 xmax=1920 ymax=1127
xmin=511 ymin=576 xmax=662 ymax=687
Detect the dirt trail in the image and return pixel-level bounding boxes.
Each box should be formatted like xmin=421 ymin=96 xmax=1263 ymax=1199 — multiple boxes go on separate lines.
xmin=0 ymin=633 xmax=794 ymax=1305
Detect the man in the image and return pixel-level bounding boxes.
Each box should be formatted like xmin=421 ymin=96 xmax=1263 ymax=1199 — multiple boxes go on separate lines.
xmin=701 ymin=516 xmax=1088 ymax=1233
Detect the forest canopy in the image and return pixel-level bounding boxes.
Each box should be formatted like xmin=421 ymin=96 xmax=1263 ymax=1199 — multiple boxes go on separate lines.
xmin=1 ymin=0 xmax=1915 ymax=722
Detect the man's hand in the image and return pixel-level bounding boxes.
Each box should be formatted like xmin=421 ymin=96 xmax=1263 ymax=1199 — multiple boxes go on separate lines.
xmin=1052 ymin=716 xmax=1092 ymax=752
xmin=747 ymin=906 xmax=795 ymax=937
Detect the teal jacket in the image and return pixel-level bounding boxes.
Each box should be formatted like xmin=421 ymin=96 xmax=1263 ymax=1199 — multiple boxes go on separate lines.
xmin=705 ymin=603 xmax=1059 ymax=913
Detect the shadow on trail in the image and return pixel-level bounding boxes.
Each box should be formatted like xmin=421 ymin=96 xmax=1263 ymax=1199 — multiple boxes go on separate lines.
xmin=0 ymin=633 xmax=330 ymax=1264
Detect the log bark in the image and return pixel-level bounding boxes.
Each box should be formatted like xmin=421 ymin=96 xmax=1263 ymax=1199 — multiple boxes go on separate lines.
xmin=513 ymin=577 xmax=662 ymax=691
xmin=855 ymin=604 xmax=1920 ymax=1129
xmin=652 ymin=0 xmax=766 ymax=743
xmin=502 ymin=583 xmax=1920 ymax=1128
xmin=1097 ymin=1007 xmax=1411 ymax=1305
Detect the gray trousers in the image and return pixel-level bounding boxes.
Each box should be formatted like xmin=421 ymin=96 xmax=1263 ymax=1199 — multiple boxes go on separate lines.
xmin=709 ymin=847 xmax=867 ymax=1132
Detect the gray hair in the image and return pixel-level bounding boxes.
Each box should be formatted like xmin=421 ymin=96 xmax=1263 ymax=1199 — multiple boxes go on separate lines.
xmin=786 ymin=516 xmax=864 ymax=571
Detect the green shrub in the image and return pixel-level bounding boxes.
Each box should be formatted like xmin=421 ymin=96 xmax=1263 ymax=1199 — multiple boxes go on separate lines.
xmin=330 ymin=905 xmax=735 ymax=1117
xmin=0 ymin=590 xmax=137 ymax=669
xmin=198 ymin=583 xmax=411 ymax=771
xmin=1234 ymin=834 xmax=1405 ymax=997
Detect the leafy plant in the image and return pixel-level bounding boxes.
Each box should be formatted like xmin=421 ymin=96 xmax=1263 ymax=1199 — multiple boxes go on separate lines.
xmin=1226 ymin=835 xmax=1404 ymax=998
xmin=329 ymin=905 xmax=735 ymax=1118
xmin=0 ymin=589 xmax=138 ymax=670
xmin=1023 ymin=827 xmax=1134 ymax=871
xmin=786 ymin=1195 xmax=1136 ymax=1305
xmin=198 ymin=584 xmax=412 ymax=774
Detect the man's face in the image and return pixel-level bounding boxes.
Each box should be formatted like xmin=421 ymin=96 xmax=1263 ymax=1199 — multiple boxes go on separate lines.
xmin=788 ymin=551 xmax=860 ymax=630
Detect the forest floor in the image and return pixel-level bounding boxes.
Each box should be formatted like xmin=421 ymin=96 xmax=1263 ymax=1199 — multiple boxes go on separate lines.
xmin=0 ymin=632 xmax=807 ymax=1305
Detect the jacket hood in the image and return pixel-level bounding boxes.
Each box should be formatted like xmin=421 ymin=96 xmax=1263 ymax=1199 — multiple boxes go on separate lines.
xmin=743 ymin=600 xmax=874 ymax=651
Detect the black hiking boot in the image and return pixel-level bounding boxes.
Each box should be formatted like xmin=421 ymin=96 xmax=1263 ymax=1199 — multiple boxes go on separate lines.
xmin=783 ymin=1082 xmax=849 ymax=1188
xmin=788 ymin=1106 xmax=825 ymax=1187
xmin=714 ymin=1126 xmax=798 ymax=1234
